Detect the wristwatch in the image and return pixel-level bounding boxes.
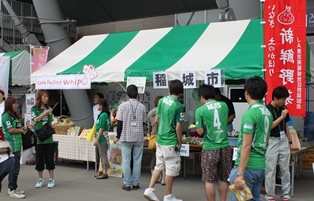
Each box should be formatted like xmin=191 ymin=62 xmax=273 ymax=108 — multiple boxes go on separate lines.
xmin=236 ymin=171 xmax=244 ymax=177
xmin=289 ymin=141 xmax=292 ymax=144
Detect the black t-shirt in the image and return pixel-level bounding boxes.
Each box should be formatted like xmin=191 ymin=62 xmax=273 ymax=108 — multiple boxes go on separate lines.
xmin=220 ymin=95 xmax=235 ymax=118
xmin=266 ymin=103 xmax=290 ymax=137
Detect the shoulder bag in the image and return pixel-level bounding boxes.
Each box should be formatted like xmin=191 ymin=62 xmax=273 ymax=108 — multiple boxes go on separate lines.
xmin=35 ymin=114 xmax=54 ymax=141
xmin=22 ymin=129 xmax=37 ymax=150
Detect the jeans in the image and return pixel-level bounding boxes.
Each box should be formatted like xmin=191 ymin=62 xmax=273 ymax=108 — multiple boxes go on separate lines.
xmin=229 ymin=166 xmax=265 ymax=201
xmin=0 ymin=156 xmax=14 ymax=192
xmin=121 ymin=141 xmax=143 ymax=187
xmin=8 ymin=151 xmax=21 ymax=191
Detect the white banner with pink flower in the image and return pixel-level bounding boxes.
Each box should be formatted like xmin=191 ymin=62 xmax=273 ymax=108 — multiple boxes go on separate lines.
xmin=34 ymin=75 xmax=91 ymax=89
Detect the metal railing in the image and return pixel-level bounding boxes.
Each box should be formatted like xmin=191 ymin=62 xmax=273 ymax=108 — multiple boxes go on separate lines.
xmin=0 ymin=0 xmax=38 ymax=50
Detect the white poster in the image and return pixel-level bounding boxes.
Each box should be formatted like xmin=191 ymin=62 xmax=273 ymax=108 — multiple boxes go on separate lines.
xmin=153 ymin=72 xmax=168 ymax=89
xmin=24 ymin=113 xmax=33 ymax=126
xmin=25 ymin=93 xmax=36 ymax=113
xmin=232 ymin=147 xmax=238 ymax=161
xmin=35 ymin=75 xmax=91 ymax=89
xmin=180 ymin=144 xmax=190 ymax=157
xmin=204 ymin=69 xmax=222 ymax=87
xmin=126 ymin=77 xmax=146 ymax=94
xmin=0 ymin=56 xmax=10 ymax=96
xmin=180 ymin=71 xmax=196 ymax=89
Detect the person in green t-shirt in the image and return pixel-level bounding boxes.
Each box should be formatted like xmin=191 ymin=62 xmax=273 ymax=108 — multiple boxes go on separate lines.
xmin=144 ymin=80 xmax=184 ymax=201
xmin=93 ymin=99 xmax=110 ymax=179
xmin=2 ymin=97 xmax=27 ymax=198
xmin=229 ymin=76 xmax=273 ymax=201
xmin=31 ymin=90 xmax=55 ymax=189
xmin=195 ymin=84 xmax=230 ymax=201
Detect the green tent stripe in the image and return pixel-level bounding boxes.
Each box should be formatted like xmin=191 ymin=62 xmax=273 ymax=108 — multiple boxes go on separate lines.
xmin=213 ymin=19 xmax=263 ymax=79
xmin=306 ymin=41 xmax=311 ymax=82
xmin=4 ymin=50 xmax=23 ymax=58
xmin=58 ymin=31 xmax=139 ymax=75
xmin=124 ymin=24 xmax=209 ymax=81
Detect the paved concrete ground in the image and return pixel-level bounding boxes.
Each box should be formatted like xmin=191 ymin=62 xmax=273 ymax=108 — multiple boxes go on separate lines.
xmin=1 ymin=152 xmax=313 ymax=201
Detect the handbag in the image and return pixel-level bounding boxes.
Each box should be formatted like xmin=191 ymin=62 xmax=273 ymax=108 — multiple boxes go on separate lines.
xmin=148 ymin=135 xmax=157 ymax=150
xmin=35 ymin=115 xmax=54 ymax=141
xmin=22 ymin=129 xmax=37 ymax=150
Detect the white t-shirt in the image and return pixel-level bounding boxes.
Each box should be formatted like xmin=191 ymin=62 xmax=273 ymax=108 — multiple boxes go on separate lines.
xmin=93 ymin=104 xmax=100 ymax=124
xmin=0 ymin=101 xmax=4 ymax=127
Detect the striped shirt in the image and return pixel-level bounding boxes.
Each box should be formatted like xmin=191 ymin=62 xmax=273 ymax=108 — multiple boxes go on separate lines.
xmin=117 ymin=99 xmax=146 ymax=142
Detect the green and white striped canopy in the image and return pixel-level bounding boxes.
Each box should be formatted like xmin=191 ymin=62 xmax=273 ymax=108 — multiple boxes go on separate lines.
xmin=0 ymin=50 xmax=30 ymax=85
xmin=30 ymin=19 xmax=314 ymax=84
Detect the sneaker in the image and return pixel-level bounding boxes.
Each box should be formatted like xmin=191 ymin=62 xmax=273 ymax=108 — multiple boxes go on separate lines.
xmin=282 ymin=198 xmax=289 ymax=201
xmin=161 ymin=180 xmax=165 ymax=186
xmin=267 ymin=198 xmax=275 ymax=201
xmin=163 ymin=194 xmax=183 ymax=201
xmin=8 ymin=189 xmax=25 ymax=195
xmin=35 ymin=179 xmax=44 ymax=188
xmin=47 ymin=179 xmax=55 ymax=188
xmin=9 ymin=190 xmax=26 ymax=199
xmin=143 ymin=188 xmax=160 ymax=201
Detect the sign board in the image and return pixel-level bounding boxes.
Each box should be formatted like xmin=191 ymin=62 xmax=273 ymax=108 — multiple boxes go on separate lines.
xmin=180 ymin=71 xmax=196 ymax=89
xmin=35 ymin=75 xmax=91 ymax=89
xmin=153 ymin=72 xmax=168 ymax=89
xmin=204 ymin=69 xmax=222 ymax=87
xmin=307 ymin=8 xmax=314 ymax=34
xmin=180 ymin=144 xmax=190 ymax=157
xmin=126 ymin=77 xmax=146 ymax=94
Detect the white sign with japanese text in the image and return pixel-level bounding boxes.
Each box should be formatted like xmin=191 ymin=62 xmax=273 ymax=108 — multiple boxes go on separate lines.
xmin=153 ymin=72 xmax=168 ymax=89
xmin=35 ymin=75 xmax=91 ymax=89
xmin=232 ymin=147 xmax=238 ymax=161
xmin=126 ymin=77 xmax=146 ymax=94
xmin=180 ymin=144 xmax=190 ymax=157
xmin=180 ymin=71 xmax=196 ymax=89
xmin=204 ymin=69 xmax=222 ymax=87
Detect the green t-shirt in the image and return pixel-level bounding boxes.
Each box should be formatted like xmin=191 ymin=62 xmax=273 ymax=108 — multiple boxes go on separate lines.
xmin=156 ymin=95 xmax=185 ymax=146
xmin=2 ymin=112 xmax=23 ymax=152
xmin=235 ymin=102 xmax=273 ymax=169
xmin=95 ymin=112 xmax=109 ymax=143
xmin=195 ymin=100 xmax=229 ymax=150
xmin=31 ymin=106 xmax=53 ymax=144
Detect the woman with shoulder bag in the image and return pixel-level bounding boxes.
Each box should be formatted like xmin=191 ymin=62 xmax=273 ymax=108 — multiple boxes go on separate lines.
xmin=93 ymin=99 xmax=110 ymax=179
xmin=31 ymin=90 xmax=55 ymax=188
xmin=2 ymin=97 xmax=27 ymax=199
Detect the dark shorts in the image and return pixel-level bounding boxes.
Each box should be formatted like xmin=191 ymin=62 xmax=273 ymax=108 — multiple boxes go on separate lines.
xmin=201 ymin=146 xmax=231 ymax=183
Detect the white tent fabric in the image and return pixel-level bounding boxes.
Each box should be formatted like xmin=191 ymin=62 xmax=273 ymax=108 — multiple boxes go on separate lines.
xmin=0 ymin=50 xmax=30 ymax=85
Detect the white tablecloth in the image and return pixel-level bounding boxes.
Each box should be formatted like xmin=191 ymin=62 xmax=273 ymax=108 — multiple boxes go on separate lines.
xmin=53 ymin=134 xmax=96 ymax=163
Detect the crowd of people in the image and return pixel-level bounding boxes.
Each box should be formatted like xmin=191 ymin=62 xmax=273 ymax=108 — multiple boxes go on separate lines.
xmin=0 ymin=76 xmax=294 ymax=200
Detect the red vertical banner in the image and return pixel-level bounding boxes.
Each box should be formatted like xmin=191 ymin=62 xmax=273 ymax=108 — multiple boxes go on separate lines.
xmin=264 ymin=0 xmax=306 ymax=116
xmin=32 ymin=47 xmax=49 ymax=73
